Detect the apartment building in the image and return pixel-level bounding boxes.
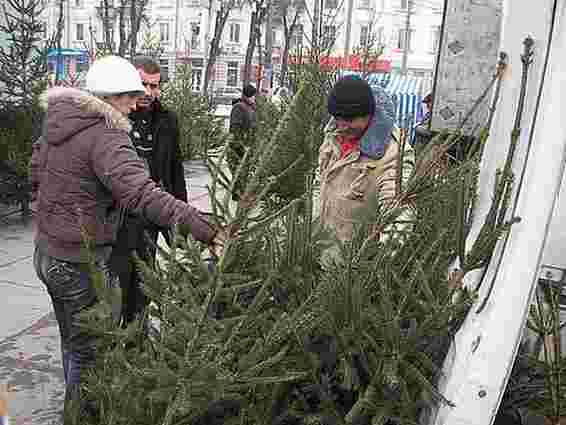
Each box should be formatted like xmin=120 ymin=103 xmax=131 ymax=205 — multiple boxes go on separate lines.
xmin=36 ymin=0 xmax=442 ymax=93
xmin=383 ymin=0 xmax=443 ymax=77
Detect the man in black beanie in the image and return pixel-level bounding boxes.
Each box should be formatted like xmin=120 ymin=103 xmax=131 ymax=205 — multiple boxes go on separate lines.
xmin=319 ymin=75 xmax=405 ymax=242
xmin=228 ymin=83 xmax=257 ymax=201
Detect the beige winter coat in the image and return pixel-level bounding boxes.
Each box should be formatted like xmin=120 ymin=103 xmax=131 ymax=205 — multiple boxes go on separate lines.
xmin=318 ymin=126 xmax=405 ymax=242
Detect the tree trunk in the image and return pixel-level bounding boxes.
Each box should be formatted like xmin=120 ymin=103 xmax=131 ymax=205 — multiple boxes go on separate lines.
xmin=244 ymin=2 xmax=267 ymax=87
xmin=312 ymin=0 xmax=320 ymax=55
xmin=280 ymin=11 xmax=298 ymax=87
xmin=280 ymin=40 xmax=290 ymax=87
xmin=243 ymin=10 xmax=257 ymax=86
xmin=255 ymin=29 xmax=263 ymax=88
xmin=54 ymin=0 xmax=64 ymax=84
xmin=102 ymin=0 xmax=113 ymax=52
xmin=118 ymin=0 xmax=127 ymax=56
xmin=129 ymin=0 xmax=142 ymax=57
xmin=203 ymin=6 xmax=230 ymax=94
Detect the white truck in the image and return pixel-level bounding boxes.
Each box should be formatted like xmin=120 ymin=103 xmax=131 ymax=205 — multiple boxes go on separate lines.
xmin=430 ymin=1 xmax=566 ymax=424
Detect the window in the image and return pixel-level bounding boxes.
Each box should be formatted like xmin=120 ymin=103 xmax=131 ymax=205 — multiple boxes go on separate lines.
xmin=76 ymin=23 xmax=85 ymax=41
xmin=358 ymin=0 xmax=370 ymax=8
xmin=377 ymin=26 xmax=384 ymax=44
xmin=190 ymin=22 xmax=200 ymax=49
xmin=229 ymin=23 xmax=240 ymax=43
xmin=325 ymin=0 xmax=338 ymax=9
xmin=159 ymin=22 xmax=170 ymax=43
xmin=40 ymin=21 xmax=48 ymax=39
xmin=227 ymin=61 xmax=239 ymax=87
xmin=322 ymin=25 xmax=337 ymax=49
xmin=160 ymin=59 xmax=169 ymax=81
xmin=76 ymin=55 xmax=88 ymax=73
xmin=191 ymin=58 xmax=204 ymax=91
xmin=397 ymin=28 xmax=415 ymax=51
xmin=359 ymin=25 xmax=369 ymax=47
xmin=291 ymin=24 xmax=303 ymax=48
xmin=429 ymin=25 xmax=441 ymax=52
xmin=192 ymin=68 xmax=202 ymax=91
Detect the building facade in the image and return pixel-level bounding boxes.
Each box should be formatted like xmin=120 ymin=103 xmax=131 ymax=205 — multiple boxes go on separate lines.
xmin=38 ymin=0 xmax=442 ymax=93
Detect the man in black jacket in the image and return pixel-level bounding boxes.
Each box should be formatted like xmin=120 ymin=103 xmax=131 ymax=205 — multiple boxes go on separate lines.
xmin=228 ymin=84 xmax=257 ymax=201
xmin=110 ymin=56 xmax=188 ymax=325
xmin=229 ymin=83 xmax=257 ymax=133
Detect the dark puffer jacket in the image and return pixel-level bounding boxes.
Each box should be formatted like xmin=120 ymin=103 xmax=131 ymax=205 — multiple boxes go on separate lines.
xmin=32 ymin=87 xmax=215 ymax=263
xmin=229 ymin=98 xmax=256 ymax=132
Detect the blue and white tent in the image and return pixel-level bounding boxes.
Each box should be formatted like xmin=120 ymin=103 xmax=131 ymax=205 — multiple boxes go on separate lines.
xmin=374 ymin=73 xmax=431 ymax=129
xmin=339 ymin=71 xmax=432 ymax=129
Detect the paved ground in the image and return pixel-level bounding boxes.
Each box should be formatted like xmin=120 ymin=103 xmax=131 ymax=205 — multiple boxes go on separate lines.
xmin=0 ymin=161 xmax=212 ymax=424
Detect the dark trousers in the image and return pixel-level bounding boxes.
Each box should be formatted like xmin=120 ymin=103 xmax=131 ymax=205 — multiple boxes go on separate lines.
xmin=109 ymin=217 xmax=158 ymax=325
xmin=33 ymin=246 xmax=119 ymax=419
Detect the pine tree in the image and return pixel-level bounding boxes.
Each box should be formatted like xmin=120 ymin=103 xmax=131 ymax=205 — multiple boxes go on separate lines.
xmin=160 ymin=64 xmax=225 ymax=160
xmin=0 ymin=0 xmax=47 ymax=175
xmin=68 ymin=67 xmax=518 ymax=425
xmin=0 ymin=0 xmax=47 ymax=111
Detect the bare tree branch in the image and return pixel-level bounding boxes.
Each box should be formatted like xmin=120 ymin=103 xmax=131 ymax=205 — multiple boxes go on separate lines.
xmin=203 ymin=0 xmax=245 ymax=93
xmin=243 ymin=0 xmax=267 ymax=86
xmin=279 ymin=0 xmax=302 ymax=85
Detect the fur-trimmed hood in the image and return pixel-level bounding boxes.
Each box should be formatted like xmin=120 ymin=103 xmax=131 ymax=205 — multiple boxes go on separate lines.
xmin=40 ymin=87 xmax=131 ymax=146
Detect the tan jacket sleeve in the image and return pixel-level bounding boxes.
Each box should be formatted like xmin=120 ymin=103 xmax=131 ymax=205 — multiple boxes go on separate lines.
xmin=370 ymin=140 xmax=399 ymax=203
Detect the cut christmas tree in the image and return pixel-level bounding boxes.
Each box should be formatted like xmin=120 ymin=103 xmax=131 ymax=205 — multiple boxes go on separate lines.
xmin=69 ymin=65 xmax=517 ymax=425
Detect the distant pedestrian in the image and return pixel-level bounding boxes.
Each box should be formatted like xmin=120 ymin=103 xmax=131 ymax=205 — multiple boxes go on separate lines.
xmin=411 ymin=93 xmax=433 ymax=147
xmin=31 ymin=55 xmax=225 ymax=420
xmin=228 ymin=83 xmax=257 ymax=201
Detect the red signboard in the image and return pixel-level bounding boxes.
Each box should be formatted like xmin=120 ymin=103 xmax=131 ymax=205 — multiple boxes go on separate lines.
xmin=289 ymin=54 xmax=391 ymax=73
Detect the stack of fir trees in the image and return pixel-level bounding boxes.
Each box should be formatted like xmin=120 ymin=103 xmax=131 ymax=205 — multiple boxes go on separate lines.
xmin=160 ymin=64 xmax=226 ymax=160
xmin=72 ymin=65 xmax=518 ymax=425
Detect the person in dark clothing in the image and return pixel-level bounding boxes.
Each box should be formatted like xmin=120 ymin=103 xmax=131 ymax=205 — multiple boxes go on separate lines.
xmin=31 ymin=55 xmax=221 ymax=419
xmin=228 ymin=84 xmax=257 ymax=201
xmin=108 ymin=56 xmax=188 ymax=326
xmin=410 ymin=93 xmax=433 ymax=148
xmin=230 ymin=83 xmax=257 ymax=132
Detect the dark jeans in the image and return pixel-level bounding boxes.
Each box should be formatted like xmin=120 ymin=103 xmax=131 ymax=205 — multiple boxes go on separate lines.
xmin=109 ymin=217 xmax=158 ymax=325
xmin=33 ymin=246 xmax=118 ymax=417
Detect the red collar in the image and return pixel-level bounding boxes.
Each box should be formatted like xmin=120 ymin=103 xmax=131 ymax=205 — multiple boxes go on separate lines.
xmin=336 ymin=114 xmax=373 ymax=159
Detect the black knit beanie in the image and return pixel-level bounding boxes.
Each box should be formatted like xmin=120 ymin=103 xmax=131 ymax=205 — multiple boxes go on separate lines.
xmin=243 ymin=83 xmax=257 ymax=98
xmin=327 ymin=76 xmax=375 ymax=119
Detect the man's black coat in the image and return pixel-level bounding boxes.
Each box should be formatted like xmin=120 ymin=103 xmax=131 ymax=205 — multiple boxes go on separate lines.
xmin=110 ymin=101 xmax=187 ymax=323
